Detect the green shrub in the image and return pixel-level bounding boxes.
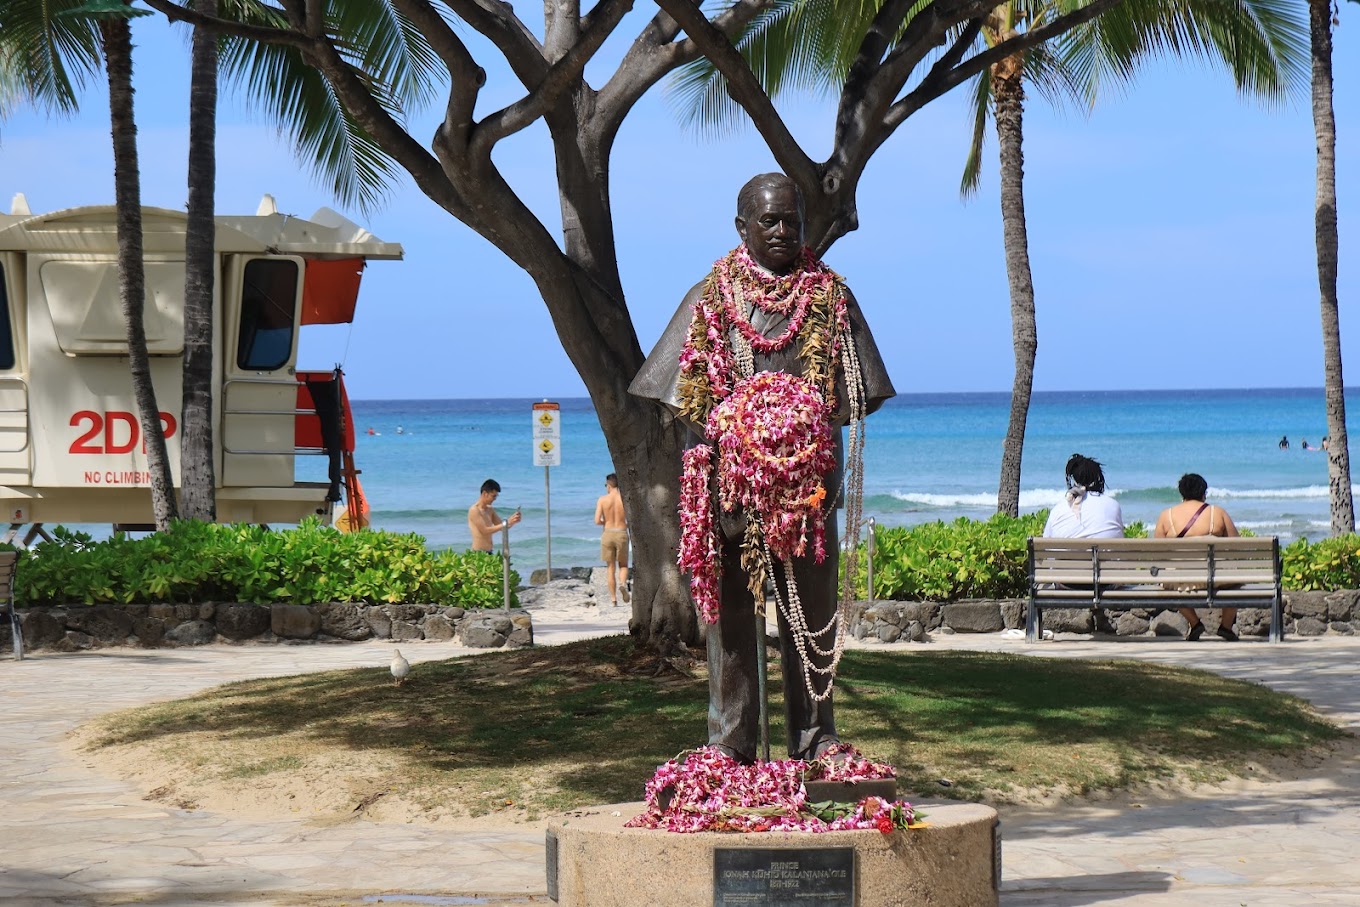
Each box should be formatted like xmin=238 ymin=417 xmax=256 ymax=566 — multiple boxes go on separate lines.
xmin=866 ymin=512 xmax=1045 ymax=601
xmin=865 ymin=511 xmax=1148 ymax=601
xmin=858 ymin=513 xmax=1344 ymax=601
xmin=1281 ymin=535 xmax=1360 ymax=591
xmin=15 ymin=518 xmax=516 ymax=608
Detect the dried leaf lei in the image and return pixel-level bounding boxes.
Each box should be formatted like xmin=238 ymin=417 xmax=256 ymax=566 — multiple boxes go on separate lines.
xmin=675 ymin=245 xmax=850 ymax=625
xmin=625 ymin=745 xmax=919 ymax=834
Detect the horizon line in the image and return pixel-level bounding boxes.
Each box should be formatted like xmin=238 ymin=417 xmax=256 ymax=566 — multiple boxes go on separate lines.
xmin=348 ymin=385 xmax=1356 ymax=404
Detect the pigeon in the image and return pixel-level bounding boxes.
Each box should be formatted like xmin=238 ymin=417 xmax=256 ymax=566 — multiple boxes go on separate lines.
xmin=390 ymin=649 xmax=411 ymax=686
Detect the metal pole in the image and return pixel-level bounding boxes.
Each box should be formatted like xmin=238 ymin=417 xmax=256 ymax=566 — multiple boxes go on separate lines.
xmin=756 ymin=601 xmax=770 ymax=763
xmin=866 ymin=516 xmax=877 ymax=602
xmin=502 ymin=524 xmax=512 ymax=613
xmin=8 ymin=606 xmax=21 ymax=661
xmin=544 ymin=465 xmax=552 ymax=578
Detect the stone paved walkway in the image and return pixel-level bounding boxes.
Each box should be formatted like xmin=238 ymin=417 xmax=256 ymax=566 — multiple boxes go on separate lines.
xmin=3 ymin=608 xmax=1358 ymax=905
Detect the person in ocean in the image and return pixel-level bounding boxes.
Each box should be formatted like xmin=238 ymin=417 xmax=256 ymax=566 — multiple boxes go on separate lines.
xmin=1279 ymin=436 xmax=1290 ymax=449
xmin=1042 ymin=454 xmax=1124 ymax=539
xmin=1153 ymin=473 xmax=1241 ymax=642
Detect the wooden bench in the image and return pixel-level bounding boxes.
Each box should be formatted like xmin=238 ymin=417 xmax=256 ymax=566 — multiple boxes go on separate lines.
xmin=1027 ymin=537 xmax=1283 ymax=643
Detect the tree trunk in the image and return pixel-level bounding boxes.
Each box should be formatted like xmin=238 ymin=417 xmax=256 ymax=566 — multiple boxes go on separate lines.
xmin=992 ymin=61 xmax=1037 ymax=518
xmin=540 ymin=121 xmax=700 ymax=652
xmin=103 ymin=17 xmax=178 ymax=529
xmin=180 ymin=0 xmax=218 ymax=522
xmin=614 ymin=399 xmax=697 ymax=653
xmin=1310 ymin=0 xmax=1352 ymax=535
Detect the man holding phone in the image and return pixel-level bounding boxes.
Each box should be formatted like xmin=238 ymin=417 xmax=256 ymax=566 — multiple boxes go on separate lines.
xmin=468 ymin=478 xmax=522 ymax=552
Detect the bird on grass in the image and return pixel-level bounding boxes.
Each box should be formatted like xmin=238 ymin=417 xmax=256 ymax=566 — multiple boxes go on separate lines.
xmin=390 ymin=649 xmax=411 ymax=686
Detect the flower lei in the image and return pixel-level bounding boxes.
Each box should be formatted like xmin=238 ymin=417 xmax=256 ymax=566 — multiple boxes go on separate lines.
xmin=625 ymin=745 xmax=920 ymax=834
xmin=675 ymin=245 xmax=849 ymax=624
xmin=675 ymin=245 xmax=847 ymax=427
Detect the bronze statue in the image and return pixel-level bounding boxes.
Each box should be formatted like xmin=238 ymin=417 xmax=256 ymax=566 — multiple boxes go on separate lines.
xmin=630 ymin=173 xmax=894 ymax=763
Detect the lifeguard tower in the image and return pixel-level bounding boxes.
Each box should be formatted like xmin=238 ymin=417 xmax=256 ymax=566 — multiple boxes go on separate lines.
xmin=0 ymin=194 xmax=401 ymax=541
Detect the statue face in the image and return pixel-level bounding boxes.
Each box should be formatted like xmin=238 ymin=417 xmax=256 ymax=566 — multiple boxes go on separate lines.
xmin=736 ymin=184 xmax=803 ymax=274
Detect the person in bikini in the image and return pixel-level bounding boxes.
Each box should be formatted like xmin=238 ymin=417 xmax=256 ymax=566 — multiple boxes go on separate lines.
xmin=1154 ymin=473 xmax=1241 ymax=641
xmin=594 ymin=473 xmax=630 ymax=606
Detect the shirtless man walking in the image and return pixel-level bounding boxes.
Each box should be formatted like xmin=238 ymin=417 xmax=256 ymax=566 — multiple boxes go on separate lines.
xmin=468 ymin=479 xmax=521 ymax=553
xmin=594 ymin=474 xmax=630 ymax=606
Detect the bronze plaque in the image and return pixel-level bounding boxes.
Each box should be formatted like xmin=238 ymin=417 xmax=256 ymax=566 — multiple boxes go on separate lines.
xmin=713 ymin=847 xmax=854 ymax=906
xmin=545 ymin=829 xmax=559 ymax=902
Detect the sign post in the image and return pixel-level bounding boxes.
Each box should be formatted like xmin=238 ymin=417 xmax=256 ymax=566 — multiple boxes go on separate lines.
xmin=532 ymin=401 xmax=561 ymax=577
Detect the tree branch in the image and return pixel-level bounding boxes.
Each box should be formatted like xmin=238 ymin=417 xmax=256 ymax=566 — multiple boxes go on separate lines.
xmin=886 ymin=0 xmax=1129 ymax=131
xmin=443 ymin=0 xmax=547 ymax=87
xmin=389 ymin=0 xmax=483 ymax=144
xmin=650 ymin=0 xmax=816 ymax=187
xmin=303 ymin=0 xmax=323 ymax=38
xmin=916 ymin=17 xmax=984 ymax=98
xmin=547 ymin=0 xmax=582 ymax=59
xmin=476 ymin=0 xmax=635 ymax=149
xmin=142 ymin=0 xmax=312 ymax=49
xmin=598 ymin=0 xmax=771 ymax=130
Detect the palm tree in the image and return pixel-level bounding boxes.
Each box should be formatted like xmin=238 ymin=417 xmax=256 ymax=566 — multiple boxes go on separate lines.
xmin=672 ymin=0 xmax=1308 ymax=517
xmin=58 ymin=0 xmax=180 ymax=528
xmin=179 ymin=0 xmax=218 ymax=522
xmin=1310 ymin=0 xmax=1353 ymax=534
xmin=963 ymin=0 xmax=1308 ymax=515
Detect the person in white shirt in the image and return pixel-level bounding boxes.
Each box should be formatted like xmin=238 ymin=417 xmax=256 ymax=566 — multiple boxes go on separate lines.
xmin=1042 ymin=453 xmax=1124 ymax=539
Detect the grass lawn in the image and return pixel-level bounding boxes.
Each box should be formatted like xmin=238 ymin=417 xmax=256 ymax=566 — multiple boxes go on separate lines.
xmin=82 ymin=636 xmax=1347 ymax=822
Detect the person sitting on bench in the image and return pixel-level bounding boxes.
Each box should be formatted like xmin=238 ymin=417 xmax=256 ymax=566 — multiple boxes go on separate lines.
xmin=1154 ymin=472 xmax=1241 ymax=642
xmin=1043 ymin=453 xmax=1124 ymax=540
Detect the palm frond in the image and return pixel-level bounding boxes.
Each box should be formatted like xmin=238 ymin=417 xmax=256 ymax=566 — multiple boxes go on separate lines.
xmin=0 ymin=0 xmax=103 ymax=117
xmin=217 ymin=0 xmax=435 ymax=213
xmin=1058 ymin=0 xmax=1308 ymax=104
xmin=959 ymin=67 xmax=993 ymax=198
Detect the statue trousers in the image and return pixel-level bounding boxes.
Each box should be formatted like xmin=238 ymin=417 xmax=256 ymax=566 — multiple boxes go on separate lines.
xmin=707 ymin=515 xmax=840 ymax=762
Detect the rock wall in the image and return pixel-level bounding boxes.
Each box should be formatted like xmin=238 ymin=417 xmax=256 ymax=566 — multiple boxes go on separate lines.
xmin=849 ymin=590 xmax=1360 ymax=640
xmin=2 ymin=602 xmax=534 ymax=653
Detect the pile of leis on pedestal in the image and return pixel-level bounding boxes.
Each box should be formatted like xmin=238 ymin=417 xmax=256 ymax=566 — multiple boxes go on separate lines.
xmin=625 ymin=745 xmax=920 ymax=834
xmin=678 ymin=372 xmax=834 ymax=624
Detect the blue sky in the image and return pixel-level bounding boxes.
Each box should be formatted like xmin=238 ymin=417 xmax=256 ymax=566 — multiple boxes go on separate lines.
xmin=0 ymin=6 xmax=1355 ymax=401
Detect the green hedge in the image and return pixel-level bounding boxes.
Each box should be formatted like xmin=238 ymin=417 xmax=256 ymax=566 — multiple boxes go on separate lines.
xmin=14 ymin=519 xmax=516 ymax=608
xmin=854 ymin=511 xmax=1319 ymax=602
xmin=1280 ymin=535 xmax=1360 ymax=591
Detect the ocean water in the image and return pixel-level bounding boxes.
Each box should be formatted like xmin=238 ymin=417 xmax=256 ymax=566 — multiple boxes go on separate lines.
xmin=337 ymin=388 xmax=1356 ymax=576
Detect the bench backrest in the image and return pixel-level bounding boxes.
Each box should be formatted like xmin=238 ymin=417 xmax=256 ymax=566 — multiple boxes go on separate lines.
xmin=1029 ymin=537 xmax=1279 ymax=589
xmin=0 ymin=549 xmax=14 ymax=600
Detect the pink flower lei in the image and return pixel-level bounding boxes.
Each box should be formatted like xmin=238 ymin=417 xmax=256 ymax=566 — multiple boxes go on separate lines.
xmin=674 ymin=245 xmax=850 ymax=624
xmin=674 ymin=244 xmax=848 ymax=427
xmin=716 ymin=246 xmax=833 ymax=354
xmin=676 ymin=372 xmax=834 ymax=623
xmin=625 ymin=745 xmax=918 ymax=834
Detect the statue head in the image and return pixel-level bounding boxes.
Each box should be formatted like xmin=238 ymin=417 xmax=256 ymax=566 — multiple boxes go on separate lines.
xmin=735 ymin=173 xmax=804 ymax=274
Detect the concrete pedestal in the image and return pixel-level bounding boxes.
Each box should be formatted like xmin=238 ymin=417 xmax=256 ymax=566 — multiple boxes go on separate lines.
xmin=546 ymin=801 xmax=999 ymax=907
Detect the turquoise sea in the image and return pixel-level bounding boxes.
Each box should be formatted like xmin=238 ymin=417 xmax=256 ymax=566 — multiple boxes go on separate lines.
xmin=334 ymin=388 xmax=1357 ymax=576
